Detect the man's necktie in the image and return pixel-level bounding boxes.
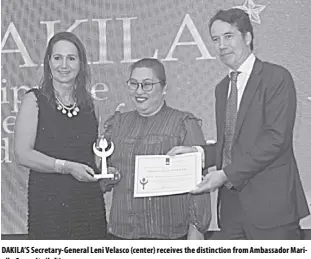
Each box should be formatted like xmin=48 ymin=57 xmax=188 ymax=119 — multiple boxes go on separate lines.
xmin=218 ymin=72 xmax=240 ymax=227
xmin=222 ymin=71 xmax=240 ymax=168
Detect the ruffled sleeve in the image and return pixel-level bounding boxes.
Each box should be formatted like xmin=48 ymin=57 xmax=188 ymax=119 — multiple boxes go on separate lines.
xmin=188 ymin=192 xmax=212 ymax=233
xmin=178 ymin=112 xmax=212 ymax=233
xmin=179 ymin=112 xmax=205 ymax=146
xmin=100 ymin=111 xmax=121 ymax=141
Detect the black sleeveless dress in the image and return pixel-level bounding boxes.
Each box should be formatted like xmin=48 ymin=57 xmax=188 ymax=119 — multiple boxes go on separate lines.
xmin=27 ymin=89 xmax=107 ymax=239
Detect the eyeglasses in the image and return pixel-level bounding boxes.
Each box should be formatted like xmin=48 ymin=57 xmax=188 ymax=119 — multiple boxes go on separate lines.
xmin=126 ymin=79 xmax=163 ymax=92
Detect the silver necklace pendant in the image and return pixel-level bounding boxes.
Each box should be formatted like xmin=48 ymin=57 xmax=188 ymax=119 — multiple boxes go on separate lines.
xmin=55 ymin=96 xmax=79 ymax=118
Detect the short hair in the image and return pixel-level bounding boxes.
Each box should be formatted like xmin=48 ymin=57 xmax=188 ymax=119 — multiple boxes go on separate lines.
xmin=209 ymin=8 xmax=254 ymax=51
xmin=40 ymin=31 xmax=93 ymax=110
xmin=129 ymin=58 xmax=166 ymax=87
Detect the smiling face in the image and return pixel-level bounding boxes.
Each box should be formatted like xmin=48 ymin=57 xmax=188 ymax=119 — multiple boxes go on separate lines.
xmin=49 ymin=40 xmax=80 ymax=86
xmin=128 ymin=67 xmax=166 ymax=116
xmin=210 ymin=20 xmax=252 ymax=70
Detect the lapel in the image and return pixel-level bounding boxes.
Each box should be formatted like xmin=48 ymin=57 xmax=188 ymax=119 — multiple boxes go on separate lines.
xmin=233 ymin=58 xmax=263 ymax=142
xmin=217 ymin=76 xmax=230 ymax=149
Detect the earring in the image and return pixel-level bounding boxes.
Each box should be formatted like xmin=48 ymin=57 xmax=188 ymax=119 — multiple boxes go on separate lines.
xmin=163 ymin=91 xmax=166 ymax=95
xmin=49 ymin=73 xmax=53 ymax=79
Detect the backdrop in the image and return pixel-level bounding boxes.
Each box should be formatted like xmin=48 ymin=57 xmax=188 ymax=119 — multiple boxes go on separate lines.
xmin=1 ymin=0 xmax=311 ymax=234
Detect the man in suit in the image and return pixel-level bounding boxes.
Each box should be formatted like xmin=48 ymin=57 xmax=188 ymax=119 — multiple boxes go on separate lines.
xmin=168 ymin=8 xmax=309 ymax=239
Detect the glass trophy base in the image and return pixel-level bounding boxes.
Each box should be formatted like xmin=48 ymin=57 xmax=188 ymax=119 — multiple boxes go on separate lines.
xmin=94 ymin=173 xmax=115 ymax=179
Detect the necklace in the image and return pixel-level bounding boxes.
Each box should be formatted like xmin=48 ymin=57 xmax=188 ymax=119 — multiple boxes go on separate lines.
xmin=55 ymin=96 xmax=80 ymax=118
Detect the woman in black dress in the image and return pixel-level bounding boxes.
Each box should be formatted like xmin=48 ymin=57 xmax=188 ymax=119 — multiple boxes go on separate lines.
xmin=14 ymin=32 xmax=107 ymax=239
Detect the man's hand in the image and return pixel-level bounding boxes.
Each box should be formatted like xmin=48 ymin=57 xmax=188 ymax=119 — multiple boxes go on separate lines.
xmin=166 ymin=146 xmax=198 ymax=156
xmin=191 ymin=169 xmax=228 ymax=194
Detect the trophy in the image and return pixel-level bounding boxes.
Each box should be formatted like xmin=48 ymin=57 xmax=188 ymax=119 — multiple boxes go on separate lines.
xmin=93 ymin=136 xmax=115 ymax=179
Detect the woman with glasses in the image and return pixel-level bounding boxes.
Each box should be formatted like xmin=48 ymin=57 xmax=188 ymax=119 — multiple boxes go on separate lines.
xmin=102 ymin=58 xmax=211 ymax=240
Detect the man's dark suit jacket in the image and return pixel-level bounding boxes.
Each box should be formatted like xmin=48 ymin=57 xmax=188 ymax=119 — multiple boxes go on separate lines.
xmin=203 ymin=58 xmax=310 ymax=229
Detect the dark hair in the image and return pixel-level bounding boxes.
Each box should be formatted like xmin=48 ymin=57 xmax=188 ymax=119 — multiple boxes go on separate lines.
xmin=209 ymin=8 xmax=254 ymax=51
xmin=129 ymin=58 xmax=166 ymax=87
xmin=40 ymin=31 xmax=93 ymax=110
